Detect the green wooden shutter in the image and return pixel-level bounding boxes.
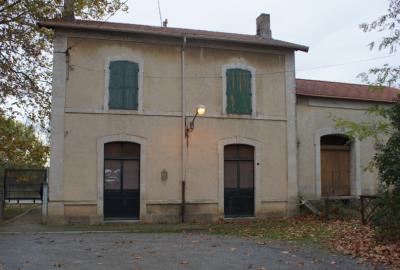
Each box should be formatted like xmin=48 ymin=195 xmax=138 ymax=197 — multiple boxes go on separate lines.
xmin=109 ymin=61 xmax=139 ymax=110
xmin=123 ymin=61 xmax=139 ymax=110
xmin=226 ymin=69 xmax=252 ymax=115
xmin=226 ymin=69 xmax=234 ymax=113
xmin=109 ymin=61 xmax=125 ymax=109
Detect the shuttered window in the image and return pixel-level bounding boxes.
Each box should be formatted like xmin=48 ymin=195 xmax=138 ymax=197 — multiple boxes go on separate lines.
xmin=226 ymin=68 xmax=252 ymax=115
xmin=108 ymin=61 xmax=139 ymax=110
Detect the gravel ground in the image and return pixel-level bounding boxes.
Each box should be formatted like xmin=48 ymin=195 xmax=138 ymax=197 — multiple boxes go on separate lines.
xmin=0 ymin=232 xmax=384 ymax=270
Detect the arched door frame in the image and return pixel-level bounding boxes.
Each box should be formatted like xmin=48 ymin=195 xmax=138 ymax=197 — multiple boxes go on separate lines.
xmin=314 ymin=127 xmax=361 ymax=198
xmin=97 ymin=134 xmax=147 ymax=221
xmin=218 ymin=137 xmax=261 ymax=217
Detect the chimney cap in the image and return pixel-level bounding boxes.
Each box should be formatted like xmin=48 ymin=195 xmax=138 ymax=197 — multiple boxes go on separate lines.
xmin=63 ymin=0 xmax=75 ymax=21
xmin=163 ymin=19 xmax=168 ymax=27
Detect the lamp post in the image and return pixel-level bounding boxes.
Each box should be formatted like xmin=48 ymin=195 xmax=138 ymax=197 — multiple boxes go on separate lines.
xmin=181 ymin=105 xmax=205 ymax=222
xmin=185 ymin=105 xmax=206 ymax=139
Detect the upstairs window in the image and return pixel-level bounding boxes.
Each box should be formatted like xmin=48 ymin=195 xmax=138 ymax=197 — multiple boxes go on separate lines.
xmin=108 ymin=60 xmax=139 ymax=110
xmin=226 ymin=68 xmax=252 ymax=115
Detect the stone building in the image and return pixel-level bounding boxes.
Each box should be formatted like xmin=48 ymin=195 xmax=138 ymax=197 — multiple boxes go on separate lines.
xmin=39 ymin=15 xmax=397 ymax=224
xmin=296 ymin=79 xmax=398 ymax=199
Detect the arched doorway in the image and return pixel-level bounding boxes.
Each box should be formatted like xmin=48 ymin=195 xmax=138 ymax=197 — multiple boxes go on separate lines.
xmin=320 ymin=134 xmax=351 ymax=196
xmin=103 ymin=142 xmax=140 ymax=219
xmin=224 ymin=144 xmax=255 ymax=217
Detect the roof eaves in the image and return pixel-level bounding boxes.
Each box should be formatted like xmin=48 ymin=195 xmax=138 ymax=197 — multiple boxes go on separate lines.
xmin=38 ymin=20 xmax=309 ymax=52
xmin=296 ymin=92 xmax=395 ymax=103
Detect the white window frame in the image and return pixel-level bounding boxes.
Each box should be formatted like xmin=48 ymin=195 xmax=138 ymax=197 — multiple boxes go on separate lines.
xmin=222 ymin=63 xmax=256 ymax=117
xmin=104 ymin=56 xmax=144 ymax=113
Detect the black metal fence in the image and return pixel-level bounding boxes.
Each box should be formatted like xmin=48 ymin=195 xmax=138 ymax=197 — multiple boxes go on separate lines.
xmin=0 ymin=180 xmax=3 ymax=219
xmin=360 ymin=195 xmax=378 ymax=225
xmin=3 ymin=168 xmax=47 ymax=203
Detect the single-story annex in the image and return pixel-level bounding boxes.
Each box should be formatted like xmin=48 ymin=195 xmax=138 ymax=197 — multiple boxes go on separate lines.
xmin=39 ymin=14 xmax=399 ymax=224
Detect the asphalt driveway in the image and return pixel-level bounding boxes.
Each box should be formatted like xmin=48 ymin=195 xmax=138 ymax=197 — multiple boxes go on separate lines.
xmin=0 ymin=232 xmax=384 ymax=270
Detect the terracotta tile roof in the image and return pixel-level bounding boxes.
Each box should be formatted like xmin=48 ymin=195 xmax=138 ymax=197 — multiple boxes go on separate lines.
xmin=38 ymin=19 xmax=309 ymax=52
xmin=296 ymin=79 xmax=399 ymax=103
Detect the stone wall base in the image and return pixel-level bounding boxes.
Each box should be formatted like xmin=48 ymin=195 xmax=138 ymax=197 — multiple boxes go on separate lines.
xmin=46 ymin=202 xmax=294 ymax=224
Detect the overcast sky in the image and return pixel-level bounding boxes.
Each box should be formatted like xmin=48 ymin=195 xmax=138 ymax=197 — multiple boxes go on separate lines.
xmin=109 ymin=0 xmax=398 ymax=84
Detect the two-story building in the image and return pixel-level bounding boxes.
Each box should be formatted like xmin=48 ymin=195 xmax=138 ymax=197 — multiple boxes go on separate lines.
xmin=40 ymin=14 xmax=398 ymax=224
xmin=40 ymin=14 xmax=308 ymax=224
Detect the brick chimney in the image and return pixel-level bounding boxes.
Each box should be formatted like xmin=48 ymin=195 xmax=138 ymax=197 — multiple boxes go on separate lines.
xmin=63 ymin=0 xmax=75 ymax=21
xmin=256 ymin=14 xmax=272 ymax=39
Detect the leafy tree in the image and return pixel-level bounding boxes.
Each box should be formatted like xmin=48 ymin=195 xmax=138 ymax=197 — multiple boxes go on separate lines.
xmin=0 ymin=0 xmax=128 ymax=129
xmin=334 ymin=0 xmax=400 ymax=239
xmin=0 ymin=114 xmax=49 ymax=168
xmin=371 ymin=100 xmax=400 ymax=239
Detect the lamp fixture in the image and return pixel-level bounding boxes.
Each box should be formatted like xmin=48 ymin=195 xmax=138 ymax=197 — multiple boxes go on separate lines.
xmin=196 ymin=105 xmax=206 ymax=116
xmin=185 ymin=105 xmax=206 ymax=138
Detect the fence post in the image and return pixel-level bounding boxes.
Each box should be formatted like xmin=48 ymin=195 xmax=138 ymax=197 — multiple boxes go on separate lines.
xmin=0 ymin=183 xmax=3 ymax=221
xmin=324 ymin=198 xmax=330 ymax=221
xmin=42 ymin=168 xmax=49 ymax=223
xmin=360 ymin=196 xmax=365 ymax=225
xmin=42 ymin=182 xmax=48 ymax=222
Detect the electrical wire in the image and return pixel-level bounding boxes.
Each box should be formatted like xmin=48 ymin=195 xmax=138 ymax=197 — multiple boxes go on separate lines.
xmin=297 ymin=53 xmax=397 ymax=72
xmin=67 ymin=52 xmax=399 ymax=79
xmin=156 ymin=0 xmax=163 ymax=27
xmin=67 ymin=0 xmax=130 ymax=51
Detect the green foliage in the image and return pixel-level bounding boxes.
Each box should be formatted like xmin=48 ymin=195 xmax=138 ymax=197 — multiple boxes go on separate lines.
xmin=371 ymin=101 xmax=400 ymax=239
xmin=336 ymin=100 xmax=400 ymax=239
xmin=358 ymin=0 xmax=400 ymax=87
xmin=372 ymin=193 xmax=400 ymax=239
xmin=0 ymin=0 xmax=128 ymax=129
xmin=0 ymin=114 xmax=49 ymax=168
xmin=333 ymin=0 xmax=400 ymax=240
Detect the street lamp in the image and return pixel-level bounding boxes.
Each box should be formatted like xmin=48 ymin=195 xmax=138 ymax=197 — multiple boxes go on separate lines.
xmin=185 ymin=105 xmax=206 ymax=138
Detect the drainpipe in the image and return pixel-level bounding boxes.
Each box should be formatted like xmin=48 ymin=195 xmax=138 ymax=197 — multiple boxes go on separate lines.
xmin=181 ymin=36 xmax=187 ymax=223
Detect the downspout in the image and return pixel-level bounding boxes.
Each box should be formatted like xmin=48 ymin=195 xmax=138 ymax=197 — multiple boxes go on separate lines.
xmin=181 ymin=35 xmax=187 ymax=223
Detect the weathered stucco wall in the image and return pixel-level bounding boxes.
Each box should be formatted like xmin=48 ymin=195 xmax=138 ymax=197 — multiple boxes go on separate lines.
xmin=65 ymin=38 xmax=287 ymax=117
xmin=48 ymin=32 xmax=294 ymax=224
xmin=296 ymin=96 xmax=380 ymax=199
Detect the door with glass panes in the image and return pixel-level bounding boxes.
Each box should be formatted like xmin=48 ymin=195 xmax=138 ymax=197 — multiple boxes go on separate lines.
xmin=224 ymin=144 xmax=255 ymax=217
xmin=104 ymin=142 xmax=140 ymax=219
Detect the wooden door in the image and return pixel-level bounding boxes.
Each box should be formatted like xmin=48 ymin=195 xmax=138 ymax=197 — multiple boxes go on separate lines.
xmin=321 ymin=145 xmax=350 ymax=196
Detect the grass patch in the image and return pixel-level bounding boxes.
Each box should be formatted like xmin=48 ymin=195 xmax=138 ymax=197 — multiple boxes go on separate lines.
xmin=208 ymin=217 xmax=345 ymax=245
xmin=40 ymin=215 xmax=344 ymax=246
xmin=2 ymin=204 xmax=37 ymax=221
xmin=300 ymin=199 xmax=361 ymax=220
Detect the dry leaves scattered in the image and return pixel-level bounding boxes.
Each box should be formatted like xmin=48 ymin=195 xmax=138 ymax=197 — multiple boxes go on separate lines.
xmin=214 ymin=215 xmax=400 ymax=269
xmin=325 ymin=220 xmax=400 ymax=269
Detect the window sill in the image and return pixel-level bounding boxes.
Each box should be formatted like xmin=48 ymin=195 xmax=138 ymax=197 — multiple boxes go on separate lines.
xmin=223 ymin=113 xmax=256 ymax=119
xmin=64 ymin=108 xmax=286 ymax=121
xmin=105 ymin=109 xmax=142 ymax=114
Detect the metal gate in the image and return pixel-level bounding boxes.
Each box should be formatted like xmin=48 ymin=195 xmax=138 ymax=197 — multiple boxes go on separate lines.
xmin=224 ymin=144 xmax=255 ymax=217
xmin=3 ymin=169 xmax=47 ymax=203
xmin=104 ymin=142 xmax=140 ymax=220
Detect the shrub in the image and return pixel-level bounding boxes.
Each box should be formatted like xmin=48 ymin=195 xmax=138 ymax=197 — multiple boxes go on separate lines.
xmin=372 ymin=100 xmax=400 ymax=240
